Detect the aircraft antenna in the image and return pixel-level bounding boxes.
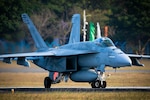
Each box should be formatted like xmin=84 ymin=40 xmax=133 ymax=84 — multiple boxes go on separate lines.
xmin=82 ymin=10 xmax=91 ymax=41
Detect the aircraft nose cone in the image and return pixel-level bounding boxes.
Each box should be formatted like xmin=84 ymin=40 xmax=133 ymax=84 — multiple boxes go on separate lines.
xmin=117 ymin=54 xmax=132 ymax=66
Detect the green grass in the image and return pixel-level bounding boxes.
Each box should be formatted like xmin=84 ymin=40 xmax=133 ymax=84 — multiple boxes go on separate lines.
xmin=0 ymin=92 xmax=150 ymax=100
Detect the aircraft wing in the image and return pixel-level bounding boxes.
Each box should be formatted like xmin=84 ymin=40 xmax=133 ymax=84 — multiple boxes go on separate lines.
xmin=0 ymin=49 xmax=98 ymax=59
xmin=0 ymin=49 xmax=98 ymax=67
xmin=0 ymin=51 xmax=54 ymax=58
xmin=127 ymin=54 xmax=150 ymax=59
xmin=127 ymin=54 xmax=150 ymax=66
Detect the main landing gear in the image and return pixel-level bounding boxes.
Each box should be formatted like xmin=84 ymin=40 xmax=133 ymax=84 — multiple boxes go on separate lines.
xmin=44 ymin=71 xmax=108 ymax=88
xmin=44 ymin=76 xmax=107 ymax=88
xmin=44 ymin=72 xmax=64 ymax=88
xmin=44 ymin=77 xmax=52 ymax=88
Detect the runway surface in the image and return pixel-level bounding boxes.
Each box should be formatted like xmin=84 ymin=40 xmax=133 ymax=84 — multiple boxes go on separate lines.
xmin=0 ymin=87 xmax=150 ymax=92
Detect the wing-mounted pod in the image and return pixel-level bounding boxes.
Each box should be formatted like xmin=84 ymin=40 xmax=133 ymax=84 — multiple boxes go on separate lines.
xmin=130 ymin=57 xmax=144 ymax=66
xmin=2 ymin=57 xmax=30 ymax=67
xmin=17 ymin=57 xmax=30 ymax=67
xmin=127 ymin=54 xmax=150 ymax=66
xmin=3 ymin=58 xmax=12 ymax=64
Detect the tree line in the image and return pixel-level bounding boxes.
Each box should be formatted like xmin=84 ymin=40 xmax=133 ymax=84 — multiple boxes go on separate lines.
xmin=0 ymin=0 xmax=149 ymax=54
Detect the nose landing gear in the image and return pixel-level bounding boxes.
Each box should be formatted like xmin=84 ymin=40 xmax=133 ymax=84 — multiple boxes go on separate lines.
xmin=91 ymin=71 xmax=107 ymax=88
xmin=91 ymin=80 xmax=107 ymax=88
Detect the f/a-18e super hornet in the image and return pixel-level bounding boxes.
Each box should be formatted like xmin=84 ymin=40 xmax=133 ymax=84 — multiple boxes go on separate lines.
xmin=0 ymin=13 xmax=150 ymax=88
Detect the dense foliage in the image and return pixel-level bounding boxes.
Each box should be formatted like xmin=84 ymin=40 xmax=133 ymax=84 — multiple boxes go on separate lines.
xmin=0 ymin=0 xmax=149 ymax=54
xmin=109 ymin=0 xmax=150 ymax=54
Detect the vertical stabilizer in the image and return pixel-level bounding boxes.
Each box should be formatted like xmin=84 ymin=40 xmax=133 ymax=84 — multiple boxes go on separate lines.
xmin=97 ymin=22 xmax=101 ymax=38
xmin=21 ymin=13 xmax=48 ymax=51
xmin=68 ymin=14 xmax=80 ymax=44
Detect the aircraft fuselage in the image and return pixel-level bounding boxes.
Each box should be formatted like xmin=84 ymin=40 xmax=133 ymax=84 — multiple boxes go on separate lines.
xmin=61 ymin=37 xmax=132 ymax=69
xmin=33 ymin=37 xmax=132 ymax=73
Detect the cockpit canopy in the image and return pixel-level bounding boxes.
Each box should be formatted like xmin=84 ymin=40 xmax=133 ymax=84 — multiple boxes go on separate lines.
xmin=95 ymin=37 xmax=115 ymax=47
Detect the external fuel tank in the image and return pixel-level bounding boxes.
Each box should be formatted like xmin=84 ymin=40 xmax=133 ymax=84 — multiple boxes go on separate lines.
xmin=70 ymin=69 xmax=98 ymax=82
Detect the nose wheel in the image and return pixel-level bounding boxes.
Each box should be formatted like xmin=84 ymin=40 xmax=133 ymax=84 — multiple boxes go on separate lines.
xmin=91 ymin=80 xmax=101 ymax=88
xmin=101 ymin=81 xmax=107 ymax=88
xmin=91 ymin=80 xmax=107 ymax=88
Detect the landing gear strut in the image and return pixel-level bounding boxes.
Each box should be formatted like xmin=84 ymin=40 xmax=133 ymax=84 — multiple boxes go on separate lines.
xmin=44 ymin=77 xmax=52 ymax=88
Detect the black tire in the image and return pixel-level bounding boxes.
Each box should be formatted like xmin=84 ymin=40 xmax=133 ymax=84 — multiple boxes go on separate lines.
xmin=44 ymin=77 xmax=51 ymax=88
xmin=91 ymin=80 xmax=101 ymax=88
xmin=101 ymin=81 xmax=107 ymax=88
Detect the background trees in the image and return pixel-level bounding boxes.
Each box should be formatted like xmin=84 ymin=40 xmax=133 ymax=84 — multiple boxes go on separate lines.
xmin=109 ymin=0 xmax=150 ymax=54
xmin=0 ymin=0 xmax=149 ymax=54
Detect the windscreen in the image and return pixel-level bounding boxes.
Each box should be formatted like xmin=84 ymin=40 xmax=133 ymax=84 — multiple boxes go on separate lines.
xmin=95 ymin=38 xmax=115 ymax=47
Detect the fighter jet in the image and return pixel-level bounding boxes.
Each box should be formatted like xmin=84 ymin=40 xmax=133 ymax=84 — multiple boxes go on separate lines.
xmin=0 ymin=13 xmax=149 ymax=88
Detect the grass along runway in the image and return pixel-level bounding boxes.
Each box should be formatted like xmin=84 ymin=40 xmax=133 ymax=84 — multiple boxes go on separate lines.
xmin=0 ymin=60 xmax=149 ymax=100
xmin=0 ymin=92 xmax=150 ymax=100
